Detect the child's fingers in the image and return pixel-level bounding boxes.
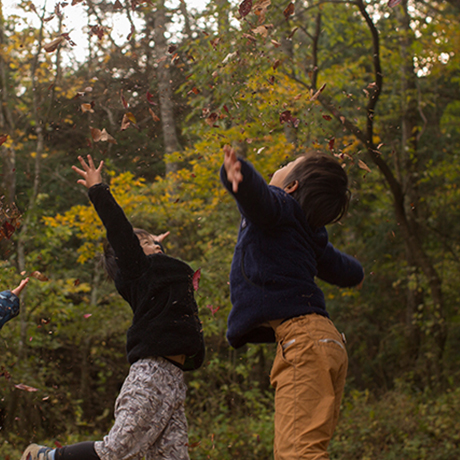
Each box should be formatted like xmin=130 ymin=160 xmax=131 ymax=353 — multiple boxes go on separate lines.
xmin=72 ymin=165 xmax=86 ymax=177
xmin=86 ymin=154 xmax=95 ymax=169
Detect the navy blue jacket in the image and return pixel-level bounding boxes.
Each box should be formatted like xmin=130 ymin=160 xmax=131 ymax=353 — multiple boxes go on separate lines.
xmin=88 ymin=183 xmax=205 ymax=371
xmin=0 ymin=290 xmax=20 ymax=331
xmin=221 ymin=158 xmax=364 ymax=349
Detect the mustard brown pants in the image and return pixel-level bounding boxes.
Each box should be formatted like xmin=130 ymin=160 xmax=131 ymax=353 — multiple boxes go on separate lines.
xmin=270 ymin=314 xmax=348 ymax=460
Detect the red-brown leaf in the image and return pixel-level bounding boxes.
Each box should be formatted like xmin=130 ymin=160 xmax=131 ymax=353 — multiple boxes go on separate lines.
xmin=239 ymin=0 xmax=253 ymax=18
xmin=0 ymin=134 xmax=8 ymax=146
xmin=192 ymin=269 xmax=201 ymax=291
xmin=14 ymin=383 xmax=38 ymax=392
xmin=283 ymin=2 xmax=294 ymax=19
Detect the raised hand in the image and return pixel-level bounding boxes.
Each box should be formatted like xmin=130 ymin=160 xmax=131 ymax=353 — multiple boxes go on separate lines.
xmin=223 ymin=144 xmax=243 ymax=193
xmin=12 ymin=278 xmax=29 ymax=297
xmin=153 ymin=231 xmax=170 ymax=244
xmin=72 ymin=154 xmax=104 ymax=189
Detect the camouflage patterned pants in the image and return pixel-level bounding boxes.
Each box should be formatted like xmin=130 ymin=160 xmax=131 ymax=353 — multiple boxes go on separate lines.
xmin=94 ymin=357 xmax=190 ymax=460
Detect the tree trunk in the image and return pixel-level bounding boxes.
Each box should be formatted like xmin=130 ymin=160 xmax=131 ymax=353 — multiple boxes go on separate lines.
xmin=153 ymin=0 xmax=181 ymax=174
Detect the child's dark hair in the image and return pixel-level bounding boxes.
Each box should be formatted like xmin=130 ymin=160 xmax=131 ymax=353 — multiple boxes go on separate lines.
xmin=283 ymin=152 xmax=350 ymax=229
xmin=103 ymin=228 xmax=157 ymax=281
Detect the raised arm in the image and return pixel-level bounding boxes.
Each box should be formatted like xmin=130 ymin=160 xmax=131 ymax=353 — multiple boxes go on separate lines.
xmin=220 ymin=147 xmax=284 ymax=227
xmin=72 ymin=155 xmax=148 ymax=278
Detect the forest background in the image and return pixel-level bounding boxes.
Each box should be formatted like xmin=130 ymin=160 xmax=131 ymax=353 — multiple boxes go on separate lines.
xmin=0 ymin=0 xmax=459 ymax=458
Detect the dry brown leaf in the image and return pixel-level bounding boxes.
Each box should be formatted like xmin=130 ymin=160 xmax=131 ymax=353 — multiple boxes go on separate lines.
xmin=90 ymin=127 xmax=102 ymax=142
xmin=310 ymin=83 xmax=327 ymax=101
xmin=100 ymin=129 xmax=117 ymax=144
xmin=30 ymin=271 xmax=49 ymax=282
xmin=149 ymin=108 xmax=160 ymax=122
xmin=15 ymin=383 xmax=38 ymax=392
xmin=44 ymin=36 xmax=65 ymax=53
xmin=81 ymin=103 xmax=94 ymax=113
xmin=358 ymin=159 xmax=372 ymax=173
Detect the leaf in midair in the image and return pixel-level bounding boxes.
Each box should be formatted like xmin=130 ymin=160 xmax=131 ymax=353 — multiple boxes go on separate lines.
xmin=121 ymin=114 xmax=131 ymax=131
xmin=252 ymin=25 xmax=269 ymax=38
xmin=0 ymin=221 xmax=15 ymax=240
xmin=146 ymin=91 xmax=156 ymax=105
xmin=83 ymin=314 xmax=92 ymax=319
xmin=310 ymin=83 xmax=327 ymax=101
xmin=43 ymin=15 xmax=55 ymax=22
xmin=283 ymin=2 xmax=295 ymax=19
xmin=90 ymin=127 xmax=102 ymax=142
xmin=120 ymin=91 xmax=129 ymax=109
xmin=30 ymin=271 xmax=49 ymax=282
xmin=168 ymin=45 xmax=178 ymax=54
xmin=239 ymin=0 xmax=253 ymax=18
xmin=388 ymin=0 xmax=403 ymax=7
xmin=89 ymin=25 xmax=105 ymax=40
xmin=44 ymin=36 xmax=65 ymax=53
xmin=328 ymin=138 xmax=335 ymax=151
xmin=358 ymin=159 xmax=372 ymax=173
xmin=192 ymin=269 xmax=201 ymax=291
xmin=14 ymin=383 xmax=38 ymax=392
xmin=0 ymin=134 xmax=8 ymax=146
xmin=205 ymin=112 xmax=219 ymax=127
xmin=206 ymin=305 xmax=220 ymax=316
xmin=322 ymin=115 xmax=332 ymax=121
xmin=81 ymin=103 xmax=94 ymax=113
xmin=253 ymin=0 xmax=271 ymax=23
xmin=149 ymin=108 xmax=160 ymax=122
xmin=100 ymin=128 xmax=117 ymax=144
xmin=113 ymin=0 xmax=123 ymax=9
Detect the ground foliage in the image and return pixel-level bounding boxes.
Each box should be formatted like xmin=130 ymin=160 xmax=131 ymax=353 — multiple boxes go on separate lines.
xmin=1 ymin=0 xmax=460 ymax=458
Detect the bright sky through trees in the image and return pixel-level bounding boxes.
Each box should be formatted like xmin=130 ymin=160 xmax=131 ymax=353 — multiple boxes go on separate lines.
xmin=3 ymin=0 xmax=207 ymax=64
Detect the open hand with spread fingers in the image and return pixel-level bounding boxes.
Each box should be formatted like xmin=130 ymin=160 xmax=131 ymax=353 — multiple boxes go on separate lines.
xmin=72 ymin=154 xmax=104 ymax=189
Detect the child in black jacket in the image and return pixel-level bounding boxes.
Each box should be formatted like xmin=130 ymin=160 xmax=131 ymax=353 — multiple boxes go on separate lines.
xmin=22 ymin=155 xmax=205 ymax=460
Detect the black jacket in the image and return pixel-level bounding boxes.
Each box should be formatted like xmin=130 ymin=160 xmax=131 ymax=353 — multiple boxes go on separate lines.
xmin=89 ymin=183 xmax=205 ymax=371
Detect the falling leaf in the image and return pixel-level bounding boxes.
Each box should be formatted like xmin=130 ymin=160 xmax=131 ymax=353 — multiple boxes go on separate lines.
xmin=271 ymin=39 xmax=281 ymax=47
xmin=253 ymin=0 xmax=271 ymax=23
xmin=100 ymin=129 xmax=117 ymax=144
xmin=14 ymin=383 xmax=38 ymax=392
xmin=168 ymin=45 xmax=178 ymax=54
xmin=0 ymin=134 xmax=8 ymax=146
xmin=146 ymin=91 xmax=156 ymax=105
xmin=81 ymin=103 xmax=94 ymax=113
xmin=206 ymin=305 xmax=220 ymax=316
xmin=358 ymin=159 xmax=372 ymax=173
xmin=192 ymin=269 xmax=201 ymax=291
xmin=283 ymin=2 xmax=295 ymax=19
xmin=252 ymin=25 xmax=269 ymax=38
xmin=191 ymin=87 xmax=200 ymax=95
xmin=83 ymin=314 xmax=92 ymax=319
xmin=222 ymin=52 xmax=238 ymax=64
xmin=121 ymin=114 xmax=131 ymax=131
xmin=322 ymin=115 xmax=332 ymax=121
xmin=223 ymin=105 xmax=229 ymax=113
xmin=149 ymin=108 xmax=160 ymax=122
xmin=328 ymin=138 xmax=335 ymax=151
xmin=90 ymin=127 xmax=102 ymax=142
xmin=74 ymin=279 xmax=80 ymax=286
xmin=239 ymin=0 xmax=253 ymax=18
xmin=30 ymin=271 xmax=49 ymax=282
xmin=205 ymin=112 xmax=219 ymax=127
xmin=310 ymin=83 xmax=327 ymax=101
xmin=44 ymin=36 xmax=65 ymax=53
xmin=388 ymin=0 xmax=402 ymax=7
xmin=113 ymin=0 xmax=123 ymax=9
xmin=187 ymin=441 xmax=202 ymax=448
xmin=120 ymin=91 xmax=129 ymax=109
xmin=1 ymin=221 xmax=15 ymax=240
xmin=273 ymin=59 xmax=281 ymax=70
xmin=54 ymin=441 xmax=63 ymax=448
xmin=89 ymin=25 xmax=105 ymax=40
xmin=43 ymin=15 xmax=55 ymax=22
xmin=279 ymin=110 xmax=299 ymax=128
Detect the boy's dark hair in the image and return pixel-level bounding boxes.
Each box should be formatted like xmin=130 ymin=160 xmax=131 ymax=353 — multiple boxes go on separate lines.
xmin=103 ymin=228 xmax=155 ymax=281
xmin=283 ymin=152 xmax=350 ymax=229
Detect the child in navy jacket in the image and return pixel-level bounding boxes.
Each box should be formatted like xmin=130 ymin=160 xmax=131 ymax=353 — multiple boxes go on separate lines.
xmin=0 ymin=278 xmax=29 ymax=331
xmin=221 ymin=145 xmax=364 ymax=460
